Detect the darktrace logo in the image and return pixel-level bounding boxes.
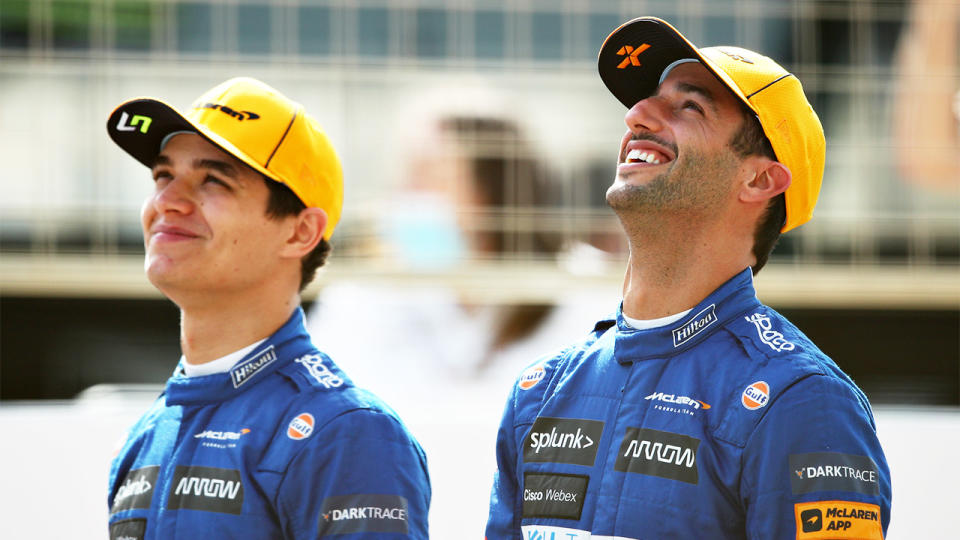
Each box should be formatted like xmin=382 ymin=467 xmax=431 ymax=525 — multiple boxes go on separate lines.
xmin=230 ymin=346 xmax=277 ymax=388
xmin=615 ymin=43 xmax=651 ymax=69
xmin=195 ymin=102 xmax=261 ymax=121
xmin=615 ymin=427 xmax=700 ymax=484
xmin=523 ymin=417 xmax=605 ymax=466
xmin=672 ymin=304 xmax=717 ymax=347
xmin=318 ymin=494 xmax=409 ymax=535
xmin=789 ymin=452 xmax=880 ymax=495
xmin=167 ymin=466 xmax=243 ymax=515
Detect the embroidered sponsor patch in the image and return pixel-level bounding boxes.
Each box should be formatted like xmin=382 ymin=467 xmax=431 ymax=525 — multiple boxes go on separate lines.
xmin=645 ymin=390 xmax=711 ymax=417
xmin=287 ymin=412 xmax=315 ymax=440
xmin=109 ymin=518 xmax=146 ymax=540
xmin=318 ymin=494 xmax=409 ymax=535
xmin=614 ymin=427 xmax=699 ymax=485
xmin=524 ymin=417 xmax=605 ymax=466
xmin=744 ymin=312 xmax=795 ymax=352
xmin=794 ymin=501 xmax=882 ymax=539
xmin=671 ymin=304 xmax=717 ymax=347
xmin=790 ymin=453 xmax=880 ymax=495
xmin=166 ymin=466 xmax=244 ymax=515
xmin=518 ymin=365 xmax=546 ymax=390
xmin=522 ymin=473 xmax=589 ymax=520
xmin=111 ymin=466 xmax=159 ymax=514
xmin=230 ymin=345 xmax=278 ymax=388
xmin=741 ymin=381 xmax=770 ymax=410
xmin=295 ymin=353 xmax=344 ymax=389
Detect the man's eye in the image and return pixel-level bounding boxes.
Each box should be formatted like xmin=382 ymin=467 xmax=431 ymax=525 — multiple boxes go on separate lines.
xmin=683 ymin=100 xmax=705 ymax=115
xmin=152 ymin=171 xmax=172 ymax=183
xmin=204 ymin=175 xmax=230 ymax=189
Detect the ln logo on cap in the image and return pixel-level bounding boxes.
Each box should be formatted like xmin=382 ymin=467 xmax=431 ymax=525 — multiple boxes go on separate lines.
xmin=616 ymin=43 xmax=650 ymax=69
xmin=116 ymin=112 xmax=152 ymax=134
xmin=742 ymin=381 xmax=770 ymax=410
xmin=287 ymin=412 xmax=315 ymax=440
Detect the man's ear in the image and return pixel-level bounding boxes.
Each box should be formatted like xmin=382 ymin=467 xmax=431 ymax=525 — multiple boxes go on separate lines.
xmin=740 ymin=159 xmax=792 ymax=204
xmin=281 ymin=207 xmax=328 ymax=259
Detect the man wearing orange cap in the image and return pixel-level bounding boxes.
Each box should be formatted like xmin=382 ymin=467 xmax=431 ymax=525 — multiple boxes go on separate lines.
xmin=105 ymin=78 xmax=430 ymax=539
xmin=487 ymin=18 xmax=891 ymax=539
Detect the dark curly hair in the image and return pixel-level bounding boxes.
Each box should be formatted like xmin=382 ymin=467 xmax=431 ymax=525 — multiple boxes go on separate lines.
xmin=728 ymin=109 xmax=786 ymax=275
xmin=262 ymin=176 xmax=332 ymax=291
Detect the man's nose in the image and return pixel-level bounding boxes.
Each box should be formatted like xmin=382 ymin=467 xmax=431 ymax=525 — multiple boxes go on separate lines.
xmin=624 ymin=96 xmax=667 ymax=134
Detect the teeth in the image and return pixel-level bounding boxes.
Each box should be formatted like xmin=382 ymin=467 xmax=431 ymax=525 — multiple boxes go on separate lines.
xmin=625 ymin=149 xmax=662 ymax=164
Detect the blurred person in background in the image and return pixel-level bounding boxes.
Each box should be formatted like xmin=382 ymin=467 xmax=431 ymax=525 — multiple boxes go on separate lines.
xmin=487 ymin=18 xmax=891 ymax=539
xmin=893 ymin=0 xmax=959 ymax=195
xmin=306 ymin=93 xmax=617 ymax=536
xmin=104 ymin=77 xmax=429 ymax=539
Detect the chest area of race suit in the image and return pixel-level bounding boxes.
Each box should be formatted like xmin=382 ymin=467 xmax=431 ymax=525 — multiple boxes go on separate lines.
xmin=107 ymin=374 xmax=329 ymax=538
xmin=512 ymin=325 xmax=785 ymax=536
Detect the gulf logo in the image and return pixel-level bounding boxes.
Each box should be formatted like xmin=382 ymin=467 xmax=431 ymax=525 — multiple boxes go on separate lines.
xmin=741 ymin=381 xmax=770 ymax=410
xmin=287 ymin=412 xmax=315 ymax=440
xmin=518 ymin=365 xmax=546 ymax=391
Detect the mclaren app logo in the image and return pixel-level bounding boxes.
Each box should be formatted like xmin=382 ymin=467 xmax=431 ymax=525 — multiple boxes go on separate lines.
xmin=794 ymin=501 xmax=882 ymax=539
xmin=523 ymin=417 xmax=605 ymax=466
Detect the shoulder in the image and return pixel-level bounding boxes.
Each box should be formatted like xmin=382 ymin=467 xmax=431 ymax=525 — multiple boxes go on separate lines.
xmin=256 ymin=349 xmax=423 ymax=473
xmin=713 ymin=305 xmax=875 ymax=446
xmin=506 ymin=316 xmax=617 ymax=424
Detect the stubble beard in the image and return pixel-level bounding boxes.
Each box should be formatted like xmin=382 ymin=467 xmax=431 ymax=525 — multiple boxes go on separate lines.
xmin=606 ymin=146 xmax=739 ymax=238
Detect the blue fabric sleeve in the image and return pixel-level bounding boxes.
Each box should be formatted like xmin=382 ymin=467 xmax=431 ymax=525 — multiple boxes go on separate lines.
xmin=276 ymin=408 xmax=431 ymax=539
xmin=741 ymin=374 xmax=891 ymax=540
xmin=486 ymin=386 xmax=522 ymax=540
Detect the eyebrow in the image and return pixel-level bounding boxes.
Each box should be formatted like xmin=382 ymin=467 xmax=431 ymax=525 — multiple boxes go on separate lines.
xmin=151 ymin=154 xmax=240 ymax=178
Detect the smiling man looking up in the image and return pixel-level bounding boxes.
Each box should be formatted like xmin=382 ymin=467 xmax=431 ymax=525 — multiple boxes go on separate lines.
xmin=486 ymin=18 xmax=891 ymax=540
xmin=105 ymin=78 xmax=429 ymax=539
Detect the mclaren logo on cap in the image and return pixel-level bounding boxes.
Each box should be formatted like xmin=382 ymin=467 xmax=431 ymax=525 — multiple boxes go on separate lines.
xmin=718 ymin=49 xmax=754 ymax=64
xmin=196 ymin=102 xmax=261 ymax=121
xmin=616 ymin=43 xmax=650 ymax=69
xmin=116 ymin=111 xmax=152 ymax=134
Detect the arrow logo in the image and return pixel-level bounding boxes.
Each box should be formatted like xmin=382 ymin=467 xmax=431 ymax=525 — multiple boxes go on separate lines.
xmin=616 ymin=43 xmax=651 ymax=69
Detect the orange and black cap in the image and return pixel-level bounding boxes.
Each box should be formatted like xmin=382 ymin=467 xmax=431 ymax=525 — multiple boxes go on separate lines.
xmin=598 ymin=17 xmax=826 ymax=233
xmin=107 ymin=77 xmax=343 ymax=240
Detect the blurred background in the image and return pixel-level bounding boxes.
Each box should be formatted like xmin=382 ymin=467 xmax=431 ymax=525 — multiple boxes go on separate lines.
xmin=0 ymin=0 xmax=957 ymax=538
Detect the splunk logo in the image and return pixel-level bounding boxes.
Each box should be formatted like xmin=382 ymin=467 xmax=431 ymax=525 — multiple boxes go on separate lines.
xmin=195 ymin=102 xmax=260 ymax=121
xmin=671 ymin=304 xmax=717 ymax=347
xmin=111 ymin=466 xmax=160 ymax=514
xmin=615 ymin=427 xmax=700 ymax=485
xmin=167 ymin=466 xmax=243 ymax=515
xmin=523 ymin=417 xmax=605 ymax=466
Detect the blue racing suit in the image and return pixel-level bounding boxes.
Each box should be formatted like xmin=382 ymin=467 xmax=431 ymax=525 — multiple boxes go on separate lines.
xmin=108 ymin=308 xmax=430 ymax=539
xmin=487 ymin=268 xmax=891 ymax=539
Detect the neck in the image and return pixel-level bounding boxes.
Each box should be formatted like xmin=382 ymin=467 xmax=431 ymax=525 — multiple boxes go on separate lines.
xmin=176 ymin=287 xmax=301 ymax=365
xmin=618 ymin=212 xmax=752 ymax=319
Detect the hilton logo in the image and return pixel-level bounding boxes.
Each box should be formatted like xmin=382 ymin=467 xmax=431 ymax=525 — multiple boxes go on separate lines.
xmin=671 ymin=305 xmax=717 ymax=347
